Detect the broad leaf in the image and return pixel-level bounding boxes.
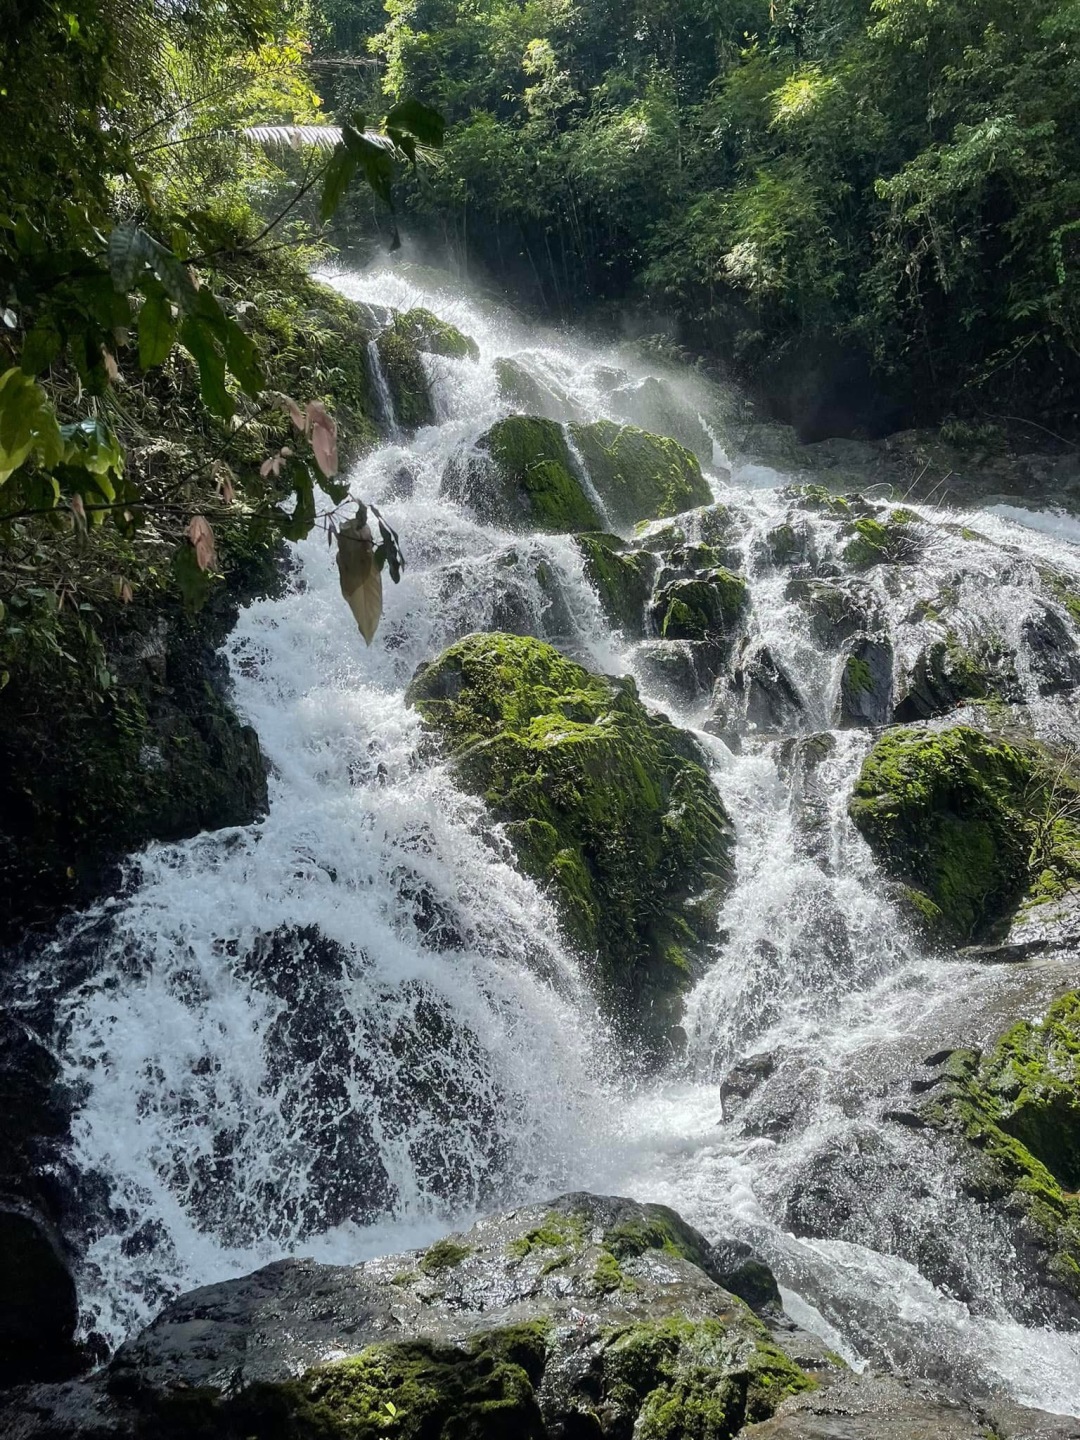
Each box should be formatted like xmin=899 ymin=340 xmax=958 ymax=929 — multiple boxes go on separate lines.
xmin=108 ymin=224 xmax=156 ymax=292
xmin=385 ymin=99 xmax=445 ymax=149
xmin=0 ymin=368 xmax=64 ymax=484
xmin=179 ymin=317 xmax=232 ymax=418
xmin=320 ymin=143 xmax=359 ymax=223
xmin=336 ymin=515 xmax=383 ymax=645
xmin=138 ymin=291 xmax=175 ymax=368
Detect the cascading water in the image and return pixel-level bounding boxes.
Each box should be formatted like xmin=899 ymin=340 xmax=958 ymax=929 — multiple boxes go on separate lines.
xmin=22 ymin=262 xmax=1080 ymax=1414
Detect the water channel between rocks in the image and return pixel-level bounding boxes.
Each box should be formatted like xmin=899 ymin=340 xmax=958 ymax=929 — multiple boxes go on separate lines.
xmin=26 ymin=263 xmax=1080 ymax=1415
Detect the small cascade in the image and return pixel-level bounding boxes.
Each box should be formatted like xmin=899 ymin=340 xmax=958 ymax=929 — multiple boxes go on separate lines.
xmin=19 ymin=260 xmax=1080 ymax=1414
xmin=365 ymin=337 xmax=400 ymax=438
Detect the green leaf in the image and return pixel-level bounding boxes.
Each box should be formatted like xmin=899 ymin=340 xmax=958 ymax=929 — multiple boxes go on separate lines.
xmin=384 ymin=99 xmax=445 ymax=149
xmin=138 ymin=291 xmax=175 ymax=368
xmin=108 ymin=224 xmax=156 ymax=292
xmin=179 ymin=317 xmax=232 ymax=418
xmin=20 ymin=323 xmax=62 ymax=376
xmin=321 ymin=143 xmax=359 ymax=223
xmin=172 ymin=540 xmax=213 ymax=612
xmin=0 ymin=368 xmax=63 ymax=484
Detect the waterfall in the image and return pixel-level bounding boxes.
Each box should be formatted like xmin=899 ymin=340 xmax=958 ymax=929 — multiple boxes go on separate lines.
xmin=23 ymin=261 xmax=1080 ymax=1417
xmin=366 ymin=337 xmax=400 ymax=439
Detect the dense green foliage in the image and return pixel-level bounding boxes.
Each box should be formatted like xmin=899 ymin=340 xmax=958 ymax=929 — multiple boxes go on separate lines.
xmin=370 ymin=0 xmax=1080 ymax=433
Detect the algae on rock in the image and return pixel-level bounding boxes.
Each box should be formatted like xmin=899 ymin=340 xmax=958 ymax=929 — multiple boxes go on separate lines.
xmin=406 ymin=634 xmax=735 ymax=1049
xmin=849 ymin=725 xmax=1080 ymax=942
xmin=917 ymin=994 xmax=1080 ymax=1310
xmin=574 ymin=533 xmax=659 ymax=636
xmin=446 ymin=416 xmax=601 ymax=533
xmin=569 ymin=419 xmax=712 ymax=528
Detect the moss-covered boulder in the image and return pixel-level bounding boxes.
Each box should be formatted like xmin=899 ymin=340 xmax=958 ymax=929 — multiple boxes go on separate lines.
xmin=406 ymin=635 xmax=735 ymax=1048
xmin=569 ymin=419 xmax=712 ymax=528
xmin=836 ymin=636 xmax=893 ymax=728
xmin=849 ymin=726 xmax=1080 ymax=941
xmin=652 ymin=569 xmax=749 ymax=644
xmin=445 ymin=416 xmax=601 ymax=533
xmin=23 ymin=1193 xmax=812 ymax=1440
xmin=574 ymin=533 xmax=659 ymax=636
xmin=916 ymin=995 xmax=1080 ymax=1311
xmin=392 ymin=306 xmax=479 ymax=361
xmin=892 ymin=631 xmax=1018 ymax=721
xmin=375 ymin=318 xmax=437 ymax=430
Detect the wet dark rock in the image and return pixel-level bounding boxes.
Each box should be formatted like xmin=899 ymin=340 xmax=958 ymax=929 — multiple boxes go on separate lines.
xmin=738 ymin=644 xmax=805 ymax=734
xmin=756 ymin=519 xmax=817 ymax=572
xmin=745 ymin=1371 xmax=1051 ymax=1439
xmin=721 ymin=1052 xmax=777 ymax=1115
xmin=787 ymin=578 xmax=874 ymax=650
xmin=1022 ymin=603 xmax=1080 ymax=697
xmin=778 ymin=733 xmax=837 ymax=866
xmin=0 ymin=1012 xmax=82 ymax=1386
xmin=892 ymin=632 xmax=1019 ymax=722
xmin=634 ymin=638 xmax=710 ymax=704
xmin=574 ymin=532 xmax=659 ymax=636
xmin=650 ymin=570 xmax=749 ymax=651
xmin=1 ymin=1194 xmax=811 ymax=1439
xmin=837 ymin=636 xmax=893 ymax=728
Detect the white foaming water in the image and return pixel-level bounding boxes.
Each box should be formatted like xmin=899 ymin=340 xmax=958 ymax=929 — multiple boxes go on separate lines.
xmin=28 ymin=261 xmax=1080 ymax=1412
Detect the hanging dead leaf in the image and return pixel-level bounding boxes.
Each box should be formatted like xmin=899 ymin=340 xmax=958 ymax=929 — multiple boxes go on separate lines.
xmin=102 ymin=349 xmax=120 ymax=383
xmin=336 ymin=515 xmax=382 ymax=645
xmin=267 ymin=391 xmax=305 ymax=430
xmin=187 ymin=514 xmax=217 ymax=571
xmin=70 ymin=493 xmax=88 ymax=533
xmin=213 ymin=462 xmax=236 ymax=505
xmin=119 ymin=580 xmax=133 ymax=604
xmin=306 ymin=400 xmax=338 ymax=478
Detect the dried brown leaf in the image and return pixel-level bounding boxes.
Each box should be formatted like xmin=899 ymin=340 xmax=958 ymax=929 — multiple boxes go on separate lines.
xmin=187 ymin=514 xmax=217 ymax=572
xmin=336 ymin=516 xmax=382 ymax=645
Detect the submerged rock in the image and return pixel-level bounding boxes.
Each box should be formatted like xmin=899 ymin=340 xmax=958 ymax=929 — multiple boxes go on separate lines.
xmin=569 ymin=419 xmax=712 ymax=528
xmin=445 ymin=416 xmax=601 ymax=533
xmin=849 ymin=726 xmax=1080 ymax=942
xmin=407 ymin=634 xmax=735 ymax=1051
xmin=840 ymin=508 xmax=923 ymax=569
xmin=1 ymin=1194 xmax=817 ymax=1438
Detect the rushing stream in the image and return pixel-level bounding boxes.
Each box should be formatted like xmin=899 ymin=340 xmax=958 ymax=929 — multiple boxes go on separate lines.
xmin=23 ymin=265 xmax=1080 ymax=1414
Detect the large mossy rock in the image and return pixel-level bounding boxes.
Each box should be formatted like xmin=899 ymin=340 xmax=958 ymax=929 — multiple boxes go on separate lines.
xmin=375 ymin=315 xmax=439 ymax=431
xmin=393 ymin=306 xmax=479 ymax=361
xmin=916 ymin=994 xmax=1080 ymax=1311
xmin=406 ymin=634 xmax=735 ymax=1049
xmin=652 ymin=569 xmax=749 ymax=644
xmin=849 ymin=726 xmax=1080 ymax=942
xmin=3 ymin=1194 xmax=817 ymax=1438
xmin=569 ymin=419 xmax=711 ymax=528
xmin=446 ymin=417 xmax=601 ymax=533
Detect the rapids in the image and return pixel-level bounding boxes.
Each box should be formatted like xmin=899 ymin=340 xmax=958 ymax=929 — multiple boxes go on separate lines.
xmin=22 ymin=263 xmax=1080 ymax=1414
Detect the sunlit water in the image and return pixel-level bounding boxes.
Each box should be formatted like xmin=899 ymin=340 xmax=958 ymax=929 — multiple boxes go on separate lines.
xmin=19 ymin=262 xmax=1080 ymax=1414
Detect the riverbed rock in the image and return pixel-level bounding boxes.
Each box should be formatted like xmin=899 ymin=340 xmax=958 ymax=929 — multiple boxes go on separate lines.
xmin=574 ymin=532 xmax=659 ymax=636
xmin=914 ymin=993 xmax=1080 ymax=1315
xmin=848 ymin=725 xmax=1080 ymax=942
xmin=494 ymin=355 xmax=582 ymax=421
xmin=0 ymin=1012 xmax=82 ymax=1386
xmin=892 ymin=631 xmax=1019 ymax=722
xmin=445 ymin=416 xmax=601 ymax=532
xmin=392 ymin=306 xmax=479 ymax=361
xmin=0 ymin=1194 xmax=816 ymax=1438
xmin=840 ymin=508 xmax=923 ymax=569
xmin=652 ymin=569 xmax=750 ymax=644
xmin=569 ymin=419 xmax=712 ymax=528
xmin=407 ymin=634 xmax=735 ymax=1051
xmin=837 ymin=636 xmax=893 ymax=728
xmin=374 ymin=314 xmax=439 ymax=429
xmin=786 ymin=578 xmax=875 ymax=650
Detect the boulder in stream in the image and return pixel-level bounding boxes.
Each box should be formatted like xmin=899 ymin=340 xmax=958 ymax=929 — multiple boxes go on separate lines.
xmin=407 ymin=634 xmax=735 ymax=1053
xmin=849 ymin=725 xmax=1080 ymax=942
xmin=445 ymin=416 xmax=602 ymax=532
xmin=568 ymin=419 xmax=712 ymax=527
xmin=574 ymin=532 xmax=659 ymax=636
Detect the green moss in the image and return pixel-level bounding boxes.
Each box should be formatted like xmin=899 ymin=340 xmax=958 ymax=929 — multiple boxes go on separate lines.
xmin=849 ymin=726 xmax=1080 ymax=940
xmin=468 ymin=416 xmax=601 ymax=533
xmin=569 ymin=419 xmax=711 ymax=527
xmin=841 ymin=513 xmax=920 ymax=568
xmin=419 ymin=1239 xmax=472 ymax=1274
xmin=1042 ymin=568 xmax=1080 ymax=630
xmin=782 ymin=483 xmax=851 ymax=517
xmin=507 ymin=1212 xmax=586 ymax=1260
xmin=655 ymin=570 xmax=749 ymax=642
xmin=186 ymin=1326 xmax=552 ymax=1440
xmin=602 ymin=1317 xmax=814 ymax=1440
xmin=920 ymin=996 xmax=1080 ymax=1300
xmin=844 ymin=656 xmax=874 ymax=695
xmin=392 ymin=307 xmax=479 ymax=361
xmin=574 ymin=532 xmax=657 ymax=635
xmin=376 ymin=325 xmax=435 ymax=431
xmin=407 ymin=634 xmax=734 ymax=1048
xmin=764 ymin=523 xmax=799 ymax=564
xmin=604 ymin=1210 xmax=714 ymax=1272
xmin=593 ymin=1249 xmax=635 ymax=1294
